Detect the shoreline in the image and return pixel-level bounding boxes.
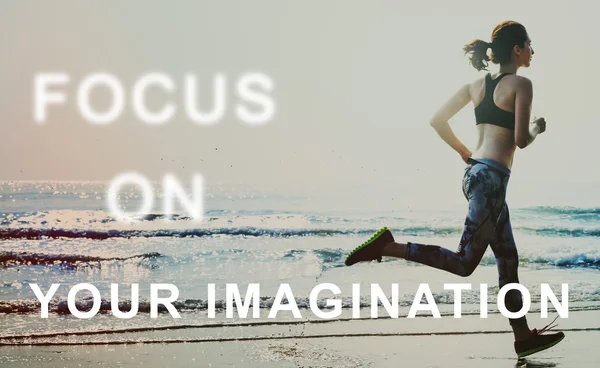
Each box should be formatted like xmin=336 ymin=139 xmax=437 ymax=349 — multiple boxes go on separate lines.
xmin=0 ymin=329 xmax=594 ymax=367
xmin=1 ymin=309 xmax=596 ymax=367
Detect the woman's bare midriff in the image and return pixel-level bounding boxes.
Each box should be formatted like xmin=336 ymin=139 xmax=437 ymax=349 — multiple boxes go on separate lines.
xmin=471 ymin=123 xmax=516 ymax=169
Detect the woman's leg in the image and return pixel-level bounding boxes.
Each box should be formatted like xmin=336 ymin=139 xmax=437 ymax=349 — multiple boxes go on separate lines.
xmin=383 ymin=163 xmax=507 ymax=277
xmin=489 ymin=201 xmax=532 ymax=340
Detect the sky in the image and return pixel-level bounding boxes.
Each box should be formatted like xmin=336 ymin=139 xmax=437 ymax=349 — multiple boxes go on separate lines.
xmin=0 ymin=1 xmax=597 ymax=204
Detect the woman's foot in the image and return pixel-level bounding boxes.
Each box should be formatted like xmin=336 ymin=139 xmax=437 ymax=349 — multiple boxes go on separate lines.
xmin=345 ymin=227 xmax=395 ymax=266
xmin=514 ymin=330 xmax=565 ymax=358
xmin=514 ymin=317 xmax=565 ymax=358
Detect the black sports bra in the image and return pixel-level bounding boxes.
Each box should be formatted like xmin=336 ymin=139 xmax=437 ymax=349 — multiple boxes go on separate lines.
xmin=474 ymin=73 xmax=515 ymax=130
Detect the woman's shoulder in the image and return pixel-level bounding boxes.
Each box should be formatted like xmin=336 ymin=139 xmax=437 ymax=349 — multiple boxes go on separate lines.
xmin=502 ymin=74 xmax=532 ymax=87
xmin=467 ymin=74 xmax=488 ymax=97
xmin=470 ymin=73 xmax=531 ymax=84
xmin=467 ymin=73 xmax=532 ymax=102
xmin=503 ymin=75 xmax=533 ymax=95
xmin=470 ymin=73 xmax=532 ymax=92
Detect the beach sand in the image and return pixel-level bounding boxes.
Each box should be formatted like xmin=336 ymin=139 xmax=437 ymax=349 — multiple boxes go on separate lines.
xmin=0 ymin=309 xmax=596 ymax=367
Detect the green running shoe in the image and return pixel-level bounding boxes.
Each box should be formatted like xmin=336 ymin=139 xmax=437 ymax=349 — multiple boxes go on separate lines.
xmin=345 ymin=227 xmax=394 ymax=266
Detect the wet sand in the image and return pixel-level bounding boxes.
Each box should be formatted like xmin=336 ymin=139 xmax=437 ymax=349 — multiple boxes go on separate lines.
xmin=0 ymin=309 xmax=596 ymax=367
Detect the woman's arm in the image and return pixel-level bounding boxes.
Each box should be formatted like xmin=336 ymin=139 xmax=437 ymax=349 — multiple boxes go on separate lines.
xmin=429 ymin=83 xmax=473 ymax=162
xmin=514 ymin=77 xmax=545 ymax=148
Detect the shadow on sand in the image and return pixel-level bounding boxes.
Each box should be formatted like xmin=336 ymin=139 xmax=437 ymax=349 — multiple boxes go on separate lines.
xmin=515 ymin=358 xmax=558 ymax=367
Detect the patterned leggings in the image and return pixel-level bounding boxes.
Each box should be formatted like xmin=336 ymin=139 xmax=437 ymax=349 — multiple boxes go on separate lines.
xmin=406 ymin=158 xmax=526 ymax=326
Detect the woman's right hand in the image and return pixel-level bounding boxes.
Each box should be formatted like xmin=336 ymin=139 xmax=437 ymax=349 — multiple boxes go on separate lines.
xmin=459 ymin=147 xmax=472 ymax=163
xmin=532 ymin=117 xmax=546 ymax=134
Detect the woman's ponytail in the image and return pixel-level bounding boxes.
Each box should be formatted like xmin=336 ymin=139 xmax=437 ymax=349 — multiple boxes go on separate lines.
xmin=463 ymin=39 xmax=492 ymax=71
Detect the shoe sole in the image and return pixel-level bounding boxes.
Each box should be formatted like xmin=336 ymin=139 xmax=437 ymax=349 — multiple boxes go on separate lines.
xmin=344 ymin=227 xmax=389 ymax=266
xmin=517 ymin=334 xmax=565 ymax=358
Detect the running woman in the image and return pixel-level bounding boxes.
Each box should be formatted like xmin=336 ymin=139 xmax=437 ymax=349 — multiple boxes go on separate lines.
xmin=344 ymin=20 xmax=565 ymax=358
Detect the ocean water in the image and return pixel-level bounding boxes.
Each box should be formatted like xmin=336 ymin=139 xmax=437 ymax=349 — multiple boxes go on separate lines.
xmin=0 ymin=181 xmax=599 ymax=345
